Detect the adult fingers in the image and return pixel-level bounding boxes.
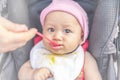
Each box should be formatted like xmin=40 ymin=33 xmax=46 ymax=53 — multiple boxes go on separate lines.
xmin=9 ymin=24 xmax=29 ymax=32
xmin=0 ymin=28 xmax=37 ymax=53
xmin=12 ymin=28 xmax=37 ymax=43
xmin=0 ymin=17 xmax=28 ymax=32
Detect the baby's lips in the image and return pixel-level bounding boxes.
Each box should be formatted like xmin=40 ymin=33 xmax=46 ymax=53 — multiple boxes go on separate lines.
xmin=50 ymin=42 xmax=60 ymax=47
xmin=51 ymin=44 xmax=63 ymax=50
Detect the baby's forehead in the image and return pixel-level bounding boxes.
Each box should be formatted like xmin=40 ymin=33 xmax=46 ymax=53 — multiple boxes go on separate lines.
xmin=45 ymin=11 xmax=81 ymax=25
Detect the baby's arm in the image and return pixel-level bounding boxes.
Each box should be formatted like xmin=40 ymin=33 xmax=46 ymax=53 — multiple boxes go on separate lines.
xmin=84 ymin=51 xmax=102 ymax=80
xmin=18 ymin=61 xmax=34 ymax=80
xmin=18 ymin=61 xmax=52 ymax=80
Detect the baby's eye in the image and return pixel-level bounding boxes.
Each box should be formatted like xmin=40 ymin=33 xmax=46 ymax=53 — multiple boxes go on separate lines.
xmin=64 ymin=29 xmax=72 ymax=33
xmin=48 ymin=28 xmax=55 ymax=32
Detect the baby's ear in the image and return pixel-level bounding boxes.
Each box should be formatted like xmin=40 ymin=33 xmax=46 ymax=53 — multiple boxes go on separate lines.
xmin=81 ymin=30 xmax=84 ymax=41
xmin=80 ymin=31 xmax=84 ymax=45
xmin=81 ymin=31 xmax=84 ymax=40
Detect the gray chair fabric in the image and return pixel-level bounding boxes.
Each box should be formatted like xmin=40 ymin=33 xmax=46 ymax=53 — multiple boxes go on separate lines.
xmin=88 ymin=0 xmax=119 ymax=80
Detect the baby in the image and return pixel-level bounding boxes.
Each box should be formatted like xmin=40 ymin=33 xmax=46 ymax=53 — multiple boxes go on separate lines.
xmin=30 ymin=0 xmax=102 ymax=80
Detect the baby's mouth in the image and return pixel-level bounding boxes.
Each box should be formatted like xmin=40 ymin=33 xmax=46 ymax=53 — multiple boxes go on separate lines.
xmin=50 ymin=43 xmax=63 ymax=50
xmin=49 ymin=41 xmax=60 ymax=47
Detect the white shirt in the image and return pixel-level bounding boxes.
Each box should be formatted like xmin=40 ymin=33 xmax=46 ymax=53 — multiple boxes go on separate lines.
xmin=30 ymin=41 xmax=84 ymax=80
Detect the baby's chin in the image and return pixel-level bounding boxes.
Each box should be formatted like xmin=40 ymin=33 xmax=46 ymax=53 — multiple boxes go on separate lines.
xmin=50 ymin=50 xmax=72 ymax=55
xmin=51 ymin=52 xmax=67 ymax=55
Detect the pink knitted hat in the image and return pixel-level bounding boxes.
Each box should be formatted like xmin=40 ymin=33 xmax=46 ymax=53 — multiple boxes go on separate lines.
xmin=40 ymin=0 xmax=89 ymax=43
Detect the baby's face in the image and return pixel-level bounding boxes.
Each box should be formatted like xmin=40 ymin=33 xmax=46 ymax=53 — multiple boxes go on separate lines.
xmin=42 ymin=11 xmax=83 ymax=55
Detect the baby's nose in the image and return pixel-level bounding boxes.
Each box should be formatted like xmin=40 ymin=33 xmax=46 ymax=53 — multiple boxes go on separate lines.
xmin=53 ymin=32 xmax=63 ymax=41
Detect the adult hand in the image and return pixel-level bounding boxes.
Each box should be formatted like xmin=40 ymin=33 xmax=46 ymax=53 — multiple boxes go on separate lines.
xmin=0 ymin=17 xmax=37 ymax=53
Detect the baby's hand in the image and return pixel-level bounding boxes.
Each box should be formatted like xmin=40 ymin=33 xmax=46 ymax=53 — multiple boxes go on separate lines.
xmin=32 ymin=68 xmax=52 ymax=80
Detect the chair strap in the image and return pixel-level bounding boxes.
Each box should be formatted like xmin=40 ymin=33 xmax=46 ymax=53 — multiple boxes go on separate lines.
xmin=0 ymin=53 xmax=8 ymax=73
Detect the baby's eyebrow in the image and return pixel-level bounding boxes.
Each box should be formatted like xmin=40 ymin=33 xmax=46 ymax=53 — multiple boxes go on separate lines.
xmin=44 ymin=23 xmax=55 ymax=27
xmin=63 ymin=25 xmax=74 ymax=29
xmin=63 ymin=24 xmax=72 ymax=27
